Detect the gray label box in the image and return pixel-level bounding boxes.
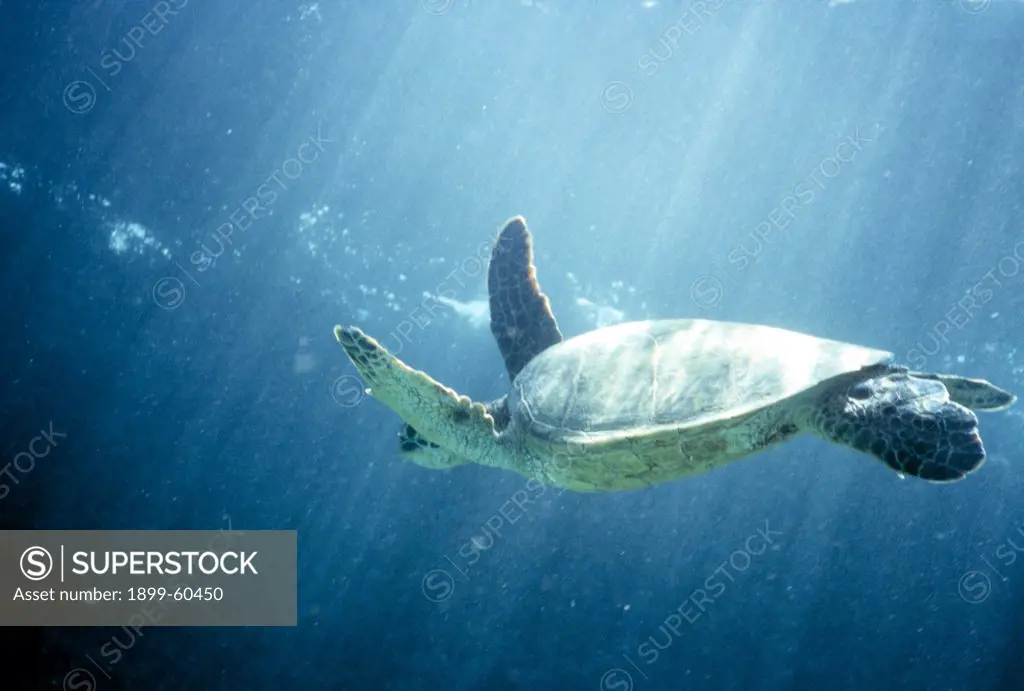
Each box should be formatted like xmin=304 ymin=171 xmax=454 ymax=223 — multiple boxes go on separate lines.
xmin=0 ymin=530 xmax=296 ymax=626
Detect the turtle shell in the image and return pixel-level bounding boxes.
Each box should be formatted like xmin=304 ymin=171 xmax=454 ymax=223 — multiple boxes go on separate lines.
xmin=510 ymin=319 xmax=892 ymax=447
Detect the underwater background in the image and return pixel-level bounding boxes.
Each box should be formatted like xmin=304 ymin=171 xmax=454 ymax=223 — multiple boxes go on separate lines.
xmin=2 ymin=0 xmax=1024 ymax=689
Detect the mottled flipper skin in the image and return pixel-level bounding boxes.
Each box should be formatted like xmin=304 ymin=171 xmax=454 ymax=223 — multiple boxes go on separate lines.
xmin=811 ymin=372 xmax=986 ymax=482
xmin=488 ymin=216 xmax=563 ymax=381
xmin=336 ymin=326 xmax=506 ymax=466
xmin=397 ymin=216 xmax=562 ymax=468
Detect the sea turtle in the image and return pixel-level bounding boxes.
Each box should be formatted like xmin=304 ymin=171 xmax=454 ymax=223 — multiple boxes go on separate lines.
xmin=336 ymin=217 xmax=1016 ymax=491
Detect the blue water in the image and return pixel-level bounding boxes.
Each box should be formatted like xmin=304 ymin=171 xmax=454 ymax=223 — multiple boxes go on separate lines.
xmin=2 ymin=0 xmax=1024 ymax=689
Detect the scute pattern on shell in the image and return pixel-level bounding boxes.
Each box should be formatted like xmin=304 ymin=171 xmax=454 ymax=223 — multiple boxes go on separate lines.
xmin=508 ymin=319 xmax=892 ymax=491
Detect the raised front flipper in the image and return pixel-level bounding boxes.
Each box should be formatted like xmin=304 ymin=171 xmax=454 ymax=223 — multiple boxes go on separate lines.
xmin=488 ymin=216 xmax=563 ymax=382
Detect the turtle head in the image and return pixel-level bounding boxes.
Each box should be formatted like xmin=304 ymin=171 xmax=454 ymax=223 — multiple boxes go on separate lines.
xmin=397 ymin=422 xmax=472 ymax=469
xmin=812 ymin=372 xmax=987 ymax=482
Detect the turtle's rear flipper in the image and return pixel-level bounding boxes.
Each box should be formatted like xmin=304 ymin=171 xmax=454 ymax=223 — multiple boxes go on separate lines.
xmin=335 ymin=326 xmax=503 ymax=464
xmin=398 ymin=422 xmax=471 ymax=469
xmin=812 ymin=373 xmax=985 ymax=482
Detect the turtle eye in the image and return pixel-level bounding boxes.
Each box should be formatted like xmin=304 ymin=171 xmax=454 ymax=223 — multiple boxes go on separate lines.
xmin=849 ymin=382 xmax=872 ymax=400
